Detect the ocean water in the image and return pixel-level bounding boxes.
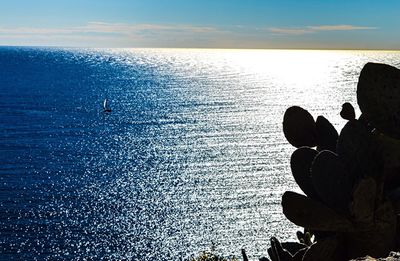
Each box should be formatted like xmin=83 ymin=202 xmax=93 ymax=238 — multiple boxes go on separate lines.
xmin=1 ymin=47 xmax=400 ymax=260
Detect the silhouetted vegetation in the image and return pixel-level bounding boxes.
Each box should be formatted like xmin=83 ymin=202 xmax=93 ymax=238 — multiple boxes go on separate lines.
xmin=270 ymin=62 xmax=400 ymax=260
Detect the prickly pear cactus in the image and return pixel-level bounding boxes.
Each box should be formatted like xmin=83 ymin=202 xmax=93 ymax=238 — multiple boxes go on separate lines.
xmin=283 ymin=106 xmax=317 ymax=148
xmin=340 ymin=102 xmax=356 ymax=121
xmin=269 ymin=62 xmax=400 ymax=261
xmin=357 ymin=63 xmax=400 ymax=139
xmin=290 ymin=147 xmax=319 ymax=199
xmin=315 ymin=116 xmax=338 ymax=152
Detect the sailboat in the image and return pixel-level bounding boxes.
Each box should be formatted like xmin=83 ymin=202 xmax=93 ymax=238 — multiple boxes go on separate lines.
xmin=103 ymin=99 xmax=112 ymax=113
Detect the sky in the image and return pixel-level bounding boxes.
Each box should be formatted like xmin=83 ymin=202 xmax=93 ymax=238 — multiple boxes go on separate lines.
xmin=0 ymin=0 xmax=399 ymax=49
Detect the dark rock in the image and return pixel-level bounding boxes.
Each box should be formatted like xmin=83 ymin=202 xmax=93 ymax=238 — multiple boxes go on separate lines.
xmin=357 ymin=62 xmax=400 ymax=139
xmin=340 ymin=102 xmax=356 ymax=120
xmin=350 ymin=252 xmax=400 ymax=260
xmin=350 ymin=257 xmax=376 ymax=261
xmin=283 ymin=106 xmax=317 ymax=148
xmin=315 ymin=116 xmax=339 ymax=152
xmin=290 ymin=147 xmax=319 ymax=199
xmin=311 ymin=150 xmax=353 ymax=212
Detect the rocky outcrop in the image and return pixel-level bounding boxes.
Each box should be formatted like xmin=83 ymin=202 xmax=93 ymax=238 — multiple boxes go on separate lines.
xmin=350 ymin=252 xmax=400 ymax=261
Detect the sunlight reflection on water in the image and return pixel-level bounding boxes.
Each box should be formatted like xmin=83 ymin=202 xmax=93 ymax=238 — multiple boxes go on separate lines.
xmin=1 ymin=48 xmax=400 ymax=260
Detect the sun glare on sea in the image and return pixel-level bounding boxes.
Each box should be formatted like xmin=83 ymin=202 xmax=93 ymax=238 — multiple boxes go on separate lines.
xmin=223 ymin=49 xmax=341 ymax=85
xmin=184 ymin=49 xmax=358 ymax=125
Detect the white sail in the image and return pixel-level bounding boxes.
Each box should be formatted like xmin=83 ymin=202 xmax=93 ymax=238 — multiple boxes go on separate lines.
xmin=103 ymin=99 xmax=112 ymax=112
xmin=103 ymin=99 xmax=108 ymax=109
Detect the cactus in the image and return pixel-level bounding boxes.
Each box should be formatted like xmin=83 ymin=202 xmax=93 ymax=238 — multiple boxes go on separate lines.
xmin=302 ymin=237 xmax=339 ymax=261
xmin=282 ymin=191 xmax=353 ymax=232
xmin=268 ymin=62 xmax=400 ymax=261
xmin=267 ymin=237 xmax=293 ymax=261
xmin=290 ymin=147 xmax=319 ymax=199
xmin=315 ymin=116 xmax=338 ymax=152
xmin=296 ymin=230 xmax=313 ymax=246
xmin=283 ymin=106 xmax=317 ymax=148
xmin=311 ymin=150 xmax=353 ymax=213
xmin=336 ymin=120 xmax=371 ymax=175
xmin=340 ymin=102 xmax=356 ymax=121
xmin=357 ymin=63 xmax=400 ymax=139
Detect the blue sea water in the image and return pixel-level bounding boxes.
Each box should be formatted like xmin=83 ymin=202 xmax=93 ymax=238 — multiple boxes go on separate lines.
xmin=1 ymin=47 xmax=400 ymax=260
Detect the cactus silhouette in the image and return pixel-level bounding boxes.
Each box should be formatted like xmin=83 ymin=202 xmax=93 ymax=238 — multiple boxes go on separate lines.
xmin=269 ymin=63 xmax=400 ymax=261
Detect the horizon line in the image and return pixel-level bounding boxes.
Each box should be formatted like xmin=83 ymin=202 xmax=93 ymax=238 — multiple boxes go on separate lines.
xmin=1 ymin=44 xmax=399 ymax=52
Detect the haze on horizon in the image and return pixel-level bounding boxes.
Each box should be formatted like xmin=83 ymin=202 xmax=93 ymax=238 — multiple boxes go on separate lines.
xmin=0 ymin=0 xmax=399 ymax=50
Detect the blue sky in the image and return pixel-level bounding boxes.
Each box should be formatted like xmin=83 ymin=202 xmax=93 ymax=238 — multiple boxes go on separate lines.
xmin=0 ymin=0 xmax=399 ymax=49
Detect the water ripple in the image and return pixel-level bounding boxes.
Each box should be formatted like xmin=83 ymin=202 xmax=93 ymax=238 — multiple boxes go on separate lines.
xmin=1 ymin=47 xmax=400 ymax=260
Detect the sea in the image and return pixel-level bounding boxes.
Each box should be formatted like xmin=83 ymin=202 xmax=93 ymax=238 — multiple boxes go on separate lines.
xmin=1 ymin=47 xmax=400 ymax=260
